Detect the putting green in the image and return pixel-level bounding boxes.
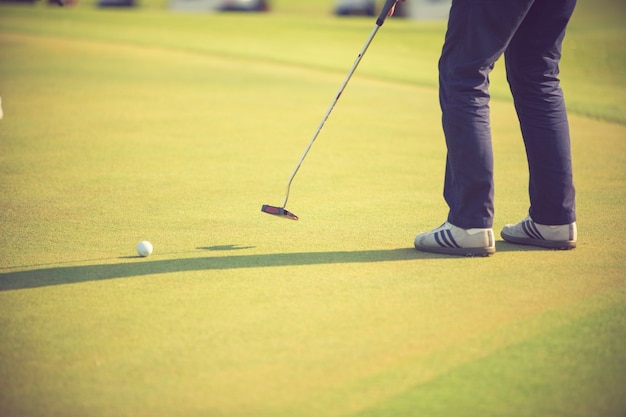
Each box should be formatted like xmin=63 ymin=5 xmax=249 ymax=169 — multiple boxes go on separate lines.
xmin=1 ymin=1 xmax=625 ymax=416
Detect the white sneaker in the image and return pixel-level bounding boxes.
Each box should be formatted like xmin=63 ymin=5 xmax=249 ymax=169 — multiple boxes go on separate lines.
xmin=414 ymin=222 xmax=495 ymax=257
xmin=0 ymin=96 xmax=3 ymax=120
xmin=501 ymin=215 xmax=576 ymax=249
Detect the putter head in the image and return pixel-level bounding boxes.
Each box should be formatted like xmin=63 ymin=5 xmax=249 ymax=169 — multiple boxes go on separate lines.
xmin=261 ymin=205 xmax=299 ymax=220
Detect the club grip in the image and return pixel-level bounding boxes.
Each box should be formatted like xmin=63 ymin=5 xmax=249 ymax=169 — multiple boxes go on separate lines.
xmin=376 ymin=0 xmax=398 ymax=26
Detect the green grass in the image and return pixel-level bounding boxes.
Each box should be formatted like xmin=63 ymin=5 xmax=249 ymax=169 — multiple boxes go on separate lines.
xmin=1 ymin=1 xmax=625 ymax=416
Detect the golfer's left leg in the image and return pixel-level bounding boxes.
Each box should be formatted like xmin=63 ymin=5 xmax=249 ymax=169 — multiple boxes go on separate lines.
xmin=505 ymin=0 xmax=577 ymax=226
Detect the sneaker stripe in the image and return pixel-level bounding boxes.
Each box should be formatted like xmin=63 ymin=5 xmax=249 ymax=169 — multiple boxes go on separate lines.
xmin=521 ymin=221 xmax=533 ymax=238
xmin=434 ymin=231 xmax=448 ymax=248
xmin=522 ymin=220 xmax=544 ymax=240
xmin=528 ymin=220 xmax=545 ymax=240
xmin=447 ymin=230 xmax=462 ymax=248
xmin=434 ymin=230 xmax=459 ymax=248
xmin=439 ymin=230 xmax=460 ymax=248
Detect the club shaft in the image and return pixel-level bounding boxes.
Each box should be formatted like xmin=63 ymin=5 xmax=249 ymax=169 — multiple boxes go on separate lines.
xmin=281 ymin=24 xmax=381 ymax=208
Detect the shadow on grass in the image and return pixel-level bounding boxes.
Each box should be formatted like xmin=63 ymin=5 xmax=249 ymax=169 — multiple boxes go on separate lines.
xmin=0 ymin=242 xmax=547 ymax=291
xmin=1 ymin=248 xmax=422 ymax=291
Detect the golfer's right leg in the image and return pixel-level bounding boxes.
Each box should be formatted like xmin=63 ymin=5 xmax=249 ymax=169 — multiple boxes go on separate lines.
xmin=438 ymin=0 xmax=534 ymax=230
xmin=414 ymin=0 xmax=534 ymax=256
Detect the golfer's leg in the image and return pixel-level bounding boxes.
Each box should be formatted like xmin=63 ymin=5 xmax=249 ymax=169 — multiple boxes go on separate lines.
xmin=505 ymin=0 xmax=577 ymax=225
xmin=439 ymin=0 xmax=534 ymax=229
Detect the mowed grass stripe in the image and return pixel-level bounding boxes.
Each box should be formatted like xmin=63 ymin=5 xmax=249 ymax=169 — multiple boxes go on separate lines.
xmin=351 ymin=298 xmax=626 ymax=417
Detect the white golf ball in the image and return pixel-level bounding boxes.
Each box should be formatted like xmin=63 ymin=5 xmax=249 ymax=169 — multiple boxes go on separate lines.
xmin=136 ymin=240 xmax=153 ymax=257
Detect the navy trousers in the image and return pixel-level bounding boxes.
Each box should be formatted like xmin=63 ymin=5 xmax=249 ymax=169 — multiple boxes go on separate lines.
xmin=439 ymin=0 xmax=577 ymax=229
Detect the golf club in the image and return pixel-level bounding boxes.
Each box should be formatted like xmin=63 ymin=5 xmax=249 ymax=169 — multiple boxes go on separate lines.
xmin=262 ymin=0 xmax=399 ymax=221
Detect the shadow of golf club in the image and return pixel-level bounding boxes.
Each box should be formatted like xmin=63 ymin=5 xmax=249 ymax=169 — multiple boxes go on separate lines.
xmin=0 ymin=248 xmax=422 ymax=291
xmin=197 ymin=245 xmax=256 ymax=251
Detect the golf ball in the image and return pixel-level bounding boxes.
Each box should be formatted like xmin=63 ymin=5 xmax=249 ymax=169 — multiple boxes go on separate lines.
xmin=136 ymin=240 xmax=153 ymax=257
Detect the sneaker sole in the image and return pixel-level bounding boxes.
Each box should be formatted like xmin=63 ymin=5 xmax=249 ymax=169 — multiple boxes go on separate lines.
xmin=414 ymin=244 xmax=495 ymax=257
xmin=500 ymin=231 xmax=576 ymax=250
